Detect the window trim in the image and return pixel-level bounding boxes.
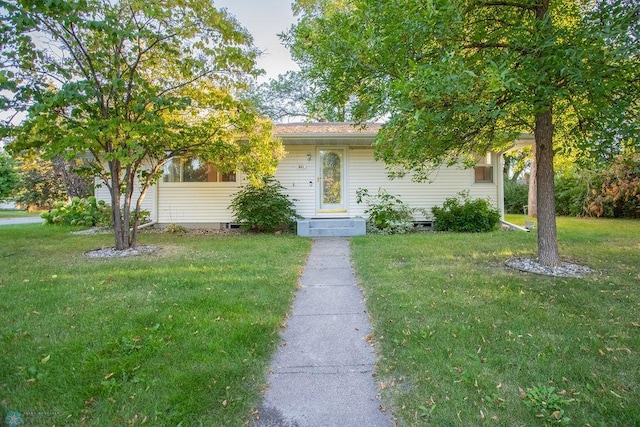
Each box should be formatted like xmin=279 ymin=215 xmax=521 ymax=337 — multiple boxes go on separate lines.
xmin=473 ymin=153 xmax=494 ymax=184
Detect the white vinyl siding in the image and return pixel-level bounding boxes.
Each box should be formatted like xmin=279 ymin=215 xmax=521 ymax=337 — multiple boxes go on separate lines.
xmin=157 ymin=179 xmax=243 ymax=224
xmin=273 ymin=146 xmax=317 ymax=217
xmin=347 ymin=148 xmax=499 ymax=220
xmin=94 ymin=178 xmax=158 ymax=222
xmin=275 ymin=146 xmax=500 ymax=220
xmin=95 ymin=145 xmax=502 ymax=224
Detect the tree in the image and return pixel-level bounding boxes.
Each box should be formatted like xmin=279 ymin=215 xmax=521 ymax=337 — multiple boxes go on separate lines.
xmin=1 ymin=0 xmax=283 ymax=249
xmin=286 ymin=0 xmax=639 ymax=266
xmin=13 ymin=150 xmax=69 ymax=210
xmin=243 ymin=70 xmax=352 ymax=122
xmin=0 ymin=151 xmax=20 ymax=201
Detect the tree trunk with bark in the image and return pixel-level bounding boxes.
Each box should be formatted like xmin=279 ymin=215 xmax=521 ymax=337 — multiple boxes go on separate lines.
xmin=534 ymin=108 xmax=560 ymax=267
xmin=527 ymin=145 xmax=537 ymax=218
xmin=109 ymin=160 xmax=133 ymax=250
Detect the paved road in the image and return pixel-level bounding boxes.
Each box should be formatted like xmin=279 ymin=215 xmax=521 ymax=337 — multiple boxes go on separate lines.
xmin=253 ymin=238 xmax=392 ymax=427
xmin=0 ymin=217 xmax=44 ymax=226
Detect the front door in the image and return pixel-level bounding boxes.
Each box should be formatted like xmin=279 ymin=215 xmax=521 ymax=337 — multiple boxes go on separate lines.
xmin=317 ymin=148 xmax=347 ymax=213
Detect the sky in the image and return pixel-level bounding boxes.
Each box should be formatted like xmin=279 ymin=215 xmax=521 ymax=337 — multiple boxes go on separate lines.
xmin=214 ymin=0 xmax=300 ymax=81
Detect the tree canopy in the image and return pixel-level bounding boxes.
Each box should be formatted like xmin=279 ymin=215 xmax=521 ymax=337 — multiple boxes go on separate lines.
xmin=242 ymin=70 xmax=353 ymax=122
xmin=1 ymin=0 xmax=283 ymax=249
xmin=287 ymin=0 xmax=639 ymax=266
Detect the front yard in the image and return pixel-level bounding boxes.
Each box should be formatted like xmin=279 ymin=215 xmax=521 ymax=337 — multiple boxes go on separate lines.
xmin=351 ymin=215 xmax=640 ymax=425
xmin=1 ymin=216 xmax=638 ymax=426
xmin=0 ymin=225 xmax=310 ymax=425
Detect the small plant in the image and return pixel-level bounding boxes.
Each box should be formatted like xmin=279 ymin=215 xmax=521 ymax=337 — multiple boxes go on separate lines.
xmin=522 ymin=385 xmax=571 ymax=424
xmin=230 ymin=176 xmax=300 ymax=233
xmin=431 ymin=191 xmax=500 ymax=232
xmin=41 ymin=196 xmax=112 ymax=226
xmin=356 ymin=188 xmax=418 ymax=234
xmin=164 ymin=223 xmax=188 ymax=234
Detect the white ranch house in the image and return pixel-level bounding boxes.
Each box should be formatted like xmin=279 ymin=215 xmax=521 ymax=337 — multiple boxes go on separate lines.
xmin=95 ymin=122 xmax=531 ymax=236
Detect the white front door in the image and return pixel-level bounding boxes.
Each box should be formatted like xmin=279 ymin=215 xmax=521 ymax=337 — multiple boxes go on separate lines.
xmin=317 ymin=148 xmax=347 ymax=213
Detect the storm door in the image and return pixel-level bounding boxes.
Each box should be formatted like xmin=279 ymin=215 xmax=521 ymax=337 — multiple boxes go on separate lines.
xmin=317 ymin=148 xmax=347 ymax=212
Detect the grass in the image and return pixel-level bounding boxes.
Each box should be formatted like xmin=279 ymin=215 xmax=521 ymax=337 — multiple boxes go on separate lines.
xmin=0 ymin=225 xmax=310 ymax=426
xmin=0 ymin=210 xmax=41 ymax=219
xmin=351 ymin=215 xmax=640 ymax=426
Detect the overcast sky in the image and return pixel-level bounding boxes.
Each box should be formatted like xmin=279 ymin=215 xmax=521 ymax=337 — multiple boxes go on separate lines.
xmin=214 ymin=0 xmax=299 ymax=81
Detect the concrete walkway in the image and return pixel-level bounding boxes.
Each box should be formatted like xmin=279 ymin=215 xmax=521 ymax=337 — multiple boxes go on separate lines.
xmin=0 ymin=217 xmax=44 ymax=226
xmin=254 ymin=238 xmax=392 ymax=427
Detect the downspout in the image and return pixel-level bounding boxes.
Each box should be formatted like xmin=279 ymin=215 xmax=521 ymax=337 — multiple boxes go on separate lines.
xmin=500 ymin=220 xmax=530 ymax=232
xmin=497 ymin=152 xmax=505 ymax=220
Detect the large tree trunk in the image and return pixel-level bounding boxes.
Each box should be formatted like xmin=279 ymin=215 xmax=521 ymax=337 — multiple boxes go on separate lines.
xmin=534 ymin=109 xmax=560 ymax=267
xmin=109 ymin=160 xmax=133 ymax=250
xmin=527 ymin=145 xmax=537 ymax=218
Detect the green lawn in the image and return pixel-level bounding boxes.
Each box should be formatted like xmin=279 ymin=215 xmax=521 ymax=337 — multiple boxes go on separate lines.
xmin=352 ymin=216 xmax=639 ymax=426
xmin=0 ymin=225 xmax=310 ymax=426
xmin=0 ymin=210 xmax=41 ymax=219
xmin=3 ymin=218 xmax=638 ymax=426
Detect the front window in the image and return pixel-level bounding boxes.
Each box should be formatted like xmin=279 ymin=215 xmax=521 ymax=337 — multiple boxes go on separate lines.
xmin=474 ymin=153 xmax=494 ymax=183
xmin=163 ymin=158 xmax=236 ymax=183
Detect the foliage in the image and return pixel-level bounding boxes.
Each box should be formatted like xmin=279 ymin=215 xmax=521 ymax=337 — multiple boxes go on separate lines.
xmin=355 ymin=188 xmax=416 ymax=234
xmin=0 ymin=152 xmax=20 ymax=201
xmin=554 ymin=169 xmax=594 ymax=216
xmin=13 ymin=150 xmax=68 ymax=210
xmin=163 ymin=223 xmax=188 ymax=234
xmin=40 ymin=196 xmax=112 ymax=226
xmin=584 ymin=153 xmax=640 ymax=218
xmin=230 ymin=176 xmax=300 ymax=232
xmin=287 ymin=0 xmax=640 ymax=266
xmin=0 ymin=225 xmax=310 ymax=425
xmin=431 ymin=192 xmax=500 ymax=232
xmin=243 ymin=70 xmax=353 ymax=122
xmin=351 ymin=216 xmax=640 ymax=425
xmin=2 ymin=0 xmax=283 ymax=250
xmin=503 ymin=178 xmax=529 ymax=215
xmin=523 ymin=385 xmax=572 ymax=425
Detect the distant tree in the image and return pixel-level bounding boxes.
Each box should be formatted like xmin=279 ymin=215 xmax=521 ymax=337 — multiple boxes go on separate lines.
xmin=51 ymin=157 xmax=92 ymax=199
xmin=0 ymin=152 xmax=20 ymax=202
xmin=243 ymin=70 xmax=355 ymax=122
xmin=287 ymin=0 xmax=639 ymax=266
xmin=1 ymin=0 xmax=283 ymax=250
xmin=13 ymin=150 xmax=68 ymax=210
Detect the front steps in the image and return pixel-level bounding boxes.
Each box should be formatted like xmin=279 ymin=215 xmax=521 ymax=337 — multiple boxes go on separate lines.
xmin=297 ymin=218 xmax=366 ymax=237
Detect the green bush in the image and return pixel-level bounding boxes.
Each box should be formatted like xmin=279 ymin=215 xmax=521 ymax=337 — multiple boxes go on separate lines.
xmin=503 ymin=178 xmax=529 ymax=214
xmin=431 ymin=192 xmax=500 ymax=232
xmin=41 ymin=196 xmax=112 ymax=226
xmin=554 ymin=170 xmax=593 ymax=217
xmin=355 ymin=188 xmax=417 ymax=234
xmin=230 ymin=176 xmax=300 ymax=232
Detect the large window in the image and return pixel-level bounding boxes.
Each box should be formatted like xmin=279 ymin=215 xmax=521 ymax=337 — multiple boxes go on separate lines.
xmin=163 ymin=158 xmax=236 ymax=183
xmin=474 ymin=153 xmax=494 ymax=184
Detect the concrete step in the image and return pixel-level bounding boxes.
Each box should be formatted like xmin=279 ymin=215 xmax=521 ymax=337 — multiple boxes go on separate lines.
xmin=297 ymin=218 xmax=366 ymax=237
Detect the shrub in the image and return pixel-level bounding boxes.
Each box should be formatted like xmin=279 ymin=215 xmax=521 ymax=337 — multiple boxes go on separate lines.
xmin=355 ymin=188 xmax=417 ymax=234
xmin=0 ymin=152 xmax=20 ymax=201
xmin=503 ymin=178 xmax=529 ymax=214
xmin=230 ymin=176 xmax=300 ymax=232
xmin=164 ymin=223 xmax=188 ymax=234
xmin=583 ymin=153 xmax=640 ymax=218
xmin=431 ymin=192 xmax=500 ymax=232
xmin=41 ymin=196 xmax=112 ymax=226
xmin=554 ymin=169 xmax=593 ymax=217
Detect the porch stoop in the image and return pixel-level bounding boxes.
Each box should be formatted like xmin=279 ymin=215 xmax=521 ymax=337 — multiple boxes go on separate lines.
xmin=297 ymin=218 xmax=366 ymax=237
